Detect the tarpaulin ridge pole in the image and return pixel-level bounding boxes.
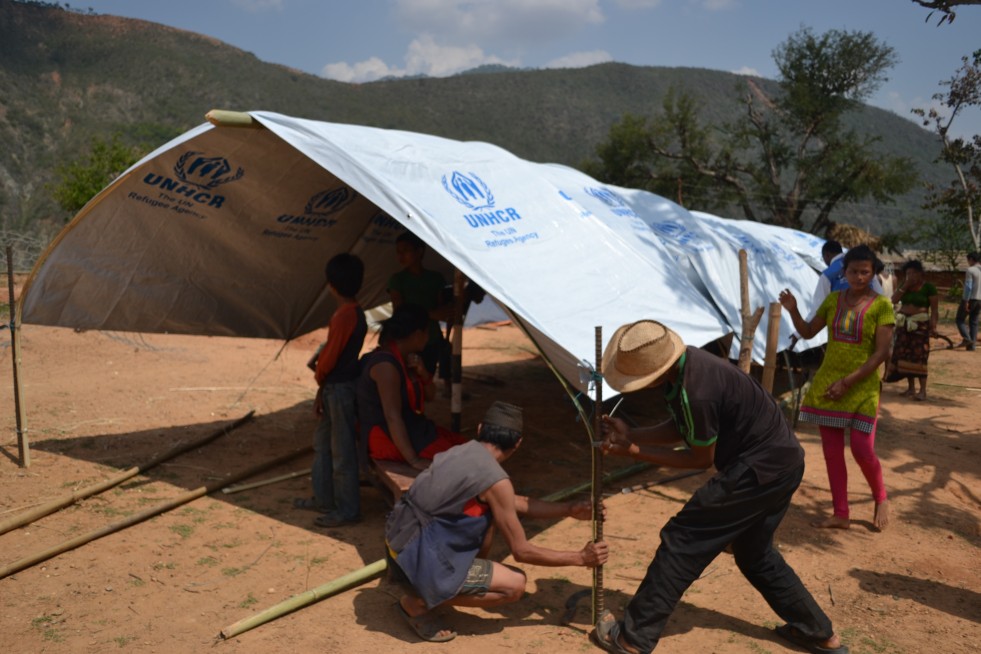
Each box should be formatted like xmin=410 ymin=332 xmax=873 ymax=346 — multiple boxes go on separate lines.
xmin=5 ymin=244 xmax=28 ymax=467
xmin=0 ymin=446 xmax=309 ymax=580
xmin=0 ymin=410 xmax=255 ymax=536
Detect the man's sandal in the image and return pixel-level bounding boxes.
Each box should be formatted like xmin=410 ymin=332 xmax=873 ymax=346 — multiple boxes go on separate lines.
xmin=590 ymin=613 xmax=638 ymax=654
xmin=396 ymin=602 xmax=456 ymax=643
xmin=774 ymin=624 xmax=849 ymax=654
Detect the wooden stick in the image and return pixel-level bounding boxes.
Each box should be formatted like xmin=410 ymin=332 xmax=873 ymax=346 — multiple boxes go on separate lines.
xmin=6 ymin=244 xmax=29 ymax=467
xmin=0 ymin=445 xmax=307 ymax=579
xmin=761 ymin=302 xmax=783 ymax=393
xmin=220 ymin=558 xmax=388 ymax=639
xmin=221 ymin=468 xmax=308 ymax=494
xmin=737 ymin=249 xmax=764 ymax=374
xmin=592 ymin=325 xmax=605 ymax=622
xmin=0 ymin=411 xmax=255 ymax=536
xmin=204 ymin=109 xmax=262 ymax=128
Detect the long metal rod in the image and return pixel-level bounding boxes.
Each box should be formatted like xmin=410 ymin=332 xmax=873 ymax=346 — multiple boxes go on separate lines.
xmin=6 ymin=244 xmax=28 ymax=467
xmin=0 ymin=410 xmax=255 ymax=536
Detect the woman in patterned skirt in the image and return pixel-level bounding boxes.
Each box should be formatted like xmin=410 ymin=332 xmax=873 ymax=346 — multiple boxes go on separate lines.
xmin=779 ymin=245 xmax=895 ymax=531
xmin=885 ymin=260 xmax=938 ymax=401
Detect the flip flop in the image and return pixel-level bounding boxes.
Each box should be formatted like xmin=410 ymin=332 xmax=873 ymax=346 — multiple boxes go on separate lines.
xmin=396 ymin=602 xmax=456 ymax=642
xmin=590 ymin=613 xmax=637 ymax=654
xmin=774 ymin=624 xmax=849 ymax=654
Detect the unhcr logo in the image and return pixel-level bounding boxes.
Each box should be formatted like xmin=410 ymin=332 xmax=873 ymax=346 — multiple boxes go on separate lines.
xmin=305 ymin=187 xmax=357 ymax=216
xmin=651 ymin=220 xmax=707 ymax=250
xmin=442 ymin=171 xmax=495 ymax=210
xmin=174 ymin=151 xmax=244 ymax=190
xmin=275 ymin=187 xmax=358 ymax=228
xmin=585 ymin=187 xmax=638 ymax=218
xmin=140 ymin=151 xmax=243 ymax=210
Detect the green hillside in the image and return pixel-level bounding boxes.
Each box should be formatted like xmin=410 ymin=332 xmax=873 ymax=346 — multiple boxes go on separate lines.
xmin=0 ymin=0 xmax=949 ymax=257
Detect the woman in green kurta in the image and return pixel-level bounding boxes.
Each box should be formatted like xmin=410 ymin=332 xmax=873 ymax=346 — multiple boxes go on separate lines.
xmin=779 ymin=245 xmax=895 ymax=531
xmin=884 ymin=260 xmax=938 ymax=401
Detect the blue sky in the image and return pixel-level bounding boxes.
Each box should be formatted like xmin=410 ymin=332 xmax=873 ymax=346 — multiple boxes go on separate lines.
xmin=75 ymin=0 xmax=979 ymax=138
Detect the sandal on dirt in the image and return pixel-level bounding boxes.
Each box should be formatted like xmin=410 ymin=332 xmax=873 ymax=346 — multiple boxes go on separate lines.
xmin=396 ymin=602 xmax=456 ymax=642
xmin=774 ymin=624 xmax=849 ymax=654
xmin=590 ymin=613 xmax=637 ymax=654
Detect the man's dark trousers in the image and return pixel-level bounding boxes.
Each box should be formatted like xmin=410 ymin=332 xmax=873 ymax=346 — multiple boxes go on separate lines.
xmin=622 ymin=462 xmax=833 ymax=652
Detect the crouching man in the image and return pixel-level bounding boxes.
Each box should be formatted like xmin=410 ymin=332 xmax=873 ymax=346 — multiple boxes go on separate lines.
xmin=385 ymin=401 xmax=609 ymax=642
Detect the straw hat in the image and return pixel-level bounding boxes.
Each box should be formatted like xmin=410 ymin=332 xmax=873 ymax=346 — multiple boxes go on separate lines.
xmin=602 ymin=320 xmax=686 ymax=392
xmin=483 ymin=401 xmax=523 ymax=432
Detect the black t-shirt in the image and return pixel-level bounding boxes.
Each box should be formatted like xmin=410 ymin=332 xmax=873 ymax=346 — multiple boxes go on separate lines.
xmin=664 ymin=346 xmax=804 ymax=484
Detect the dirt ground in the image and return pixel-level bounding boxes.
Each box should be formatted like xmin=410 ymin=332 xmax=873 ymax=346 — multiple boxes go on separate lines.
xmin=1 ymin=293 xmax=979 ymax=654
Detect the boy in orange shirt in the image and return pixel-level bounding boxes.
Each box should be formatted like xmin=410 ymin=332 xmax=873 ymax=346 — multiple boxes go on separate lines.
xmin=295 ymin=254 xmax=368 ymax=527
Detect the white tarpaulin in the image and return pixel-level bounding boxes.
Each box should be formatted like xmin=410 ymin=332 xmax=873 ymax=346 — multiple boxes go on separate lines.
xmin=21 ymin=111 xmax=824 ymax=393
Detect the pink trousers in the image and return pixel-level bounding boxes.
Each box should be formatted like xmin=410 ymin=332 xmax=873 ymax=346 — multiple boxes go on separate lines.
xmin=818 ymin=424 xmax=887 ymax=519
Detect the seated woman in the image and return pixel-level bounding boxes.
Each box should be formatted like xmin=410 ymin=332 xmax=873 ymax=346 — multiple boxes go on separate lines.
xmin=357 ymin=303 xmax=466 ymax=471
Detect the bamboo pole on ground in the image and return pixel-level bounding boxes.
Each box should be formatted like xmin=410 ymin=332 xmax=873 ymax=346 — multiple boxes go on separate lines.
xmin=0 ymin=446 xmax=309 ymax=580
xmin=737 ymin=249 xmax=764 ymax=374
xmin=761 ymin=302 xmax=783 ymax=394
xmin=6 ymin=244 xmax=29 ymax=468
xmin=221 ymin=468 xmax=307 ymax=495
xmin=219 ymin=462 xmax=653 ymax=639
xmin=220 ymin=558 xmax=388 ymax=639
xmin=0 ymin=411 xmax=255 ymax=536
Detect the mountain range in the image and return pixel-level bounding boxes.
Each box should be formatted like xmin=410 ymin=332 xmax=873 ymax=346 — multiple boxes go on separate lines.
xmin=0 ymin=0 xmax=949 ymax=255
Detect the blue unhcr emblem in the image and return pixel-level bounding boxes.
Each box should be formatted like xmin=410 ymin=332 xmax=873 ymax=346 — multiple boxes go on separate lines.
xmin=585 ymin=186 xmax=638 ymax=217
xmin=305 ymin=187 xmax=357 ymax=216
xmin=174 ymin=152 xmax=244 ymax=190
xmin=442 ymin=171 xmax=495 ymax=210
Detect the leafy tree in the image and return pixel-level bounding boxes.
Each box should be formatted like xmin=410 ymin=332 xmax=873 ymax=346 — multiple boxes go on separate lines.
xmin=912 ymin=51 xmax=981 ymax=250
xmin=584 ymin=28 xmax=918 ymax=234
xmin=51 ymin=134 xmax=141 ymax=218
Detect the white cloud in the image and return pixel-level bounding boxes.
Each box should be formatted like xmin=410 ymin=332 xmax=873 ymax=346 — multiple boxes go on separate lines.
xmin=394 ymin=0 xmax=604 ymax=45
xmin=692 ymin=0 xmax=736 ymax=10
xmin=732 ymin=66 xmax=761 ymax=77
xmin=229 ymin=0 xmax=284 ymax=11
xmin=546 ymin=50 xmax=613 ymax=69
xmin=321 ymin=35 xmax=519 ymax=83
xmin=611 ymin=0 xmax=663 ymax=8
xmin=404 ymin=35 xmax=517 ymax=77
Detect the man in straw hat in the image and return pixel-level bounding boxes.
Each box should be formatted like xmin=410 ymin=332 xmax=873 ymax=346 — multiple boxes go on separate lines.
xmin=385 ymin=401 xmax=609 ymax=643
xmin=591 ymin=320 xmax=847 ymax=654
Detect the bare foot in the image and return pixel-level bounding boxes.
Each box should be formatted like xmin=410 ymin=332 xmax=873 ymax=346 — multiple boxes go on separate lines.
xmin=902 ymin=388 xmax=916 ymax=398
xmin=915 ymin=390 xmax=927 ymax=401
xmin=873 ymin=499 xmax=890 ymax=531
xmin=811 ymin=515 xmax=850 ymax=529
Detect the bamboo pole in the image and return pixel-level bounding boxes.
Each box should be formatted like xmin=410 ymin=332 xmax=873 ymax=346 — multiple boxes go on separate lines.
xmin=220 ymin=558 xmax=388 ymax=639
xmin=218 ymin=461 xmax=651 ymax=638
xmin=619 ymin=469 xmax=707 ymax=495
xmin=591 ymin=326 xmax=605 ymax=623
xmin=6 ymin=244 xmax=29 ymax=467
xmin=737 ymin=249 xmax=764 ymax=374
xmin=0 ymin=411 xmax=255 ymax=536
xmin=205 ymin=109 xmax=263 ymax=128
xmin=221 ymin=468 xmax=308 ymax=495
xmin=761 ymin=302 xmax=783 ymax=393
xmin=0 ymin=446 xmax=309 ymax=580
